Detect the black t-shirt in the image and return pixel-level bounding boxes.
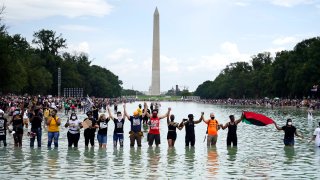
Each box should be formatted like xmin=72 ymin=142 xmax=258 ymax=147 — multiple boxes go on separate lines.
xmin=31 ymin=116 xmax=42 ymax=129
xmin=113 ymin=118 xmax=124 ymax=134
xmin=0 ymin=117 xmax=7 ymax=136
xmin=129 ymin=116 xmax=142 ymax=133
xmin=97 ymin=119 xmax=109 ymax=135
xmin=185 ymin=121 xmax=195 ymax=136
xmin=282 ymin=125 xmax=296 ymax=139
xmin=84 ymin=118 xmax=97 ymax=134
xmin=12 ymin=116 xmax=24 ymax=134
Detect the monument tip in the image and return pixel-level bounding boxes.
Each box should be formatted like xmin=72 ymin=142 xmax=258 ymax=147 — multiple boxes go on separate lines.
xmin=154 ymin=7 xmax=159 ymax=15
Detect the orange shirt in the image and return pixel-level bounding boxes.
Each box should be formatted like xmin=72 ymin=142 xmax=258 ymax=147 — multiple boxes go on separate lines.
xmin=206 ymin=119 xmax=219 ymax=136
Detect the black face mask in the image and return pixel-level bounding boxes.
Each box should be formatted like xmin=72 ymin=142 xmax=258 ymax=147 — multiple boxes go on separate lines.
xmin=211 ymin=117 xmax=215 ymax=120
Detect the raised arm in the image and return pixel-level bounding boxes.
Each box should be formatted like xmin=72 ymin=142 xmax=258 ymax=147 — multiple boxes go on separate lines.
xmin=159 ymin=107 xmax=171 ymax=119
xmin=235 ymin=113 xmax=243 ymax=125
xmin=221 ymin=122 xmax=229 ymax=130
xmin=123 ymin=104 xmax=130 ymax=120
xmin=274 ymin=122 xmax=282 ymax=130
xmin=194 ymin=112 xmax=204 ymax=124
xmin=142 ymin=102 xmax=149 ymax=118
xmin=107 ymin=105 xmax=114 ymax=120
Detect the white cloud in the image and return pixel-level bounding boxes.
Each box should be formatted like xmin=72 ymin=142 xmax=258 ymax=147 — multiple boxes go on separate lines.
xmin=161 ymin=55 xmax=180 ymax=73
xmin=272 ymin=36 xmax=297 ymax=45
xmin=59 ymin=25 xmax=100 ymax=32
xmin=68 ymin=41 xmax=90 ymax=54
xmin=106 ymin=48 xmax=134 ymax=62
xmin=4 ymin=0 xmax=113 ymax=21
xmin=186 ymin=42 xmax=250 ymax=73
xmin=269 ymin=0 xmax=316 ymax=7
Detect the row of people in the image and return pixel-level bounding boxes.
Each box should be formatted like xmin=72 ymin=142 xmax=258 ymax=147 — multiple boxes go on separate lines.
xmin=1 ymin=103 xmax=319 ymax=149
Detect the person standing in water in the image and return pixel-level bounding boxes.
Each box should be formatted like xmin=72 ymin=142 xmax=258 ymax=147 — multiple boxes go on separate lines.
xmin=10 ymin=109 xmax=24 ymax=147
xmin=274 ymin=119 xmax=303 ymax=146
xmin=220 ymin=114 xmax=242 ymax=147
xmin=0 ymin=109 xmax=8 ymax=147
xmin=180 ymin=113 xmax=203 ymax=147
xmin=83 ymin=111 xmax=97 ymax=147
xmin=46 ymin=108 xmax=61 ymax=148
xmin=124 ymin=104 xmax=146 ymax=147
xmin=107 ymin=106 xmax=125 ymax=147
xmin=166 ymin=113 xmax=183 ymax=147
xmin=203 ymin=113 xmax=220 ymax=147
xmin=65 ymin=113 xmax=82 ymax=148
xmin=96 ymin=114 xmax=109 ymax=148
xmin=145 ymin=102 xmax=171 ymax=147
xmin=310 ymin=122 xmax=320 ymax=147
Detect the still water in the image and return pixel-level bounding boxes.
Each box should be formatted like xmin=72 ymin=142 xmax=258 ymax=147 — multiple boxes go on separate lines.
xmin=0 ymin=102 xmax=320 ymax=179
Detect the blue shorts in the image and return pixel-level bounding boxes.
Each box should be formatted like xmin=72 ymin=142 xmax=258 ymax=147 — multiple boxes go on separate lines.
xmin=283 ymin=138 xmax=294 ymax=146
xmin=97 ymin=134 xmax=107 ymax=144
xmin=113 ymin=133 xmax=124 ymax=142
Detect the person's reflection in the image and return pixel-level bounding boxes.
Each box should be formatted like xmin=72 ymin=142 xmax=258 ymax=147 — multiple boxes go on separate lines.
xmin=227 ymin=146 xmax=237 ymax=161
xmin=84 ymin=147 xmax=95 ymax=158
xmin=207 ymin=147 xmax=218 ymax=177
xmin=129 ymin=147 xmax=142 ymax=176
xmin=47 ymin=149 xmax=59 ymax=178
xmin=30 ymin=148 xmax=43 ymax=167
xmin=9 ymin=148 xmax=25 ymax=172
xmin=147 ymin=147 xmax=161 ymax=178
xmin=113 ymin=147 xmax=124 ymax=168
xmin=185 ymin=147 xmax=195 ymax=172
xmin=67 ymin=147 xmax=80 ymax=164
xmin=283 ymin=146 xmax=295 ymax=163
xmin=167 ymin=147 xmax=177 ymax=166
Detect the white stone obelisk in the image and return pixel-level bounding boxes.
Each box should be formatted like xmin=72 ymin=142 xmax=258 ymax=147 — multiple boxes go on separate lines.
xmin=151 ymin=7 xmax=160 ymax=95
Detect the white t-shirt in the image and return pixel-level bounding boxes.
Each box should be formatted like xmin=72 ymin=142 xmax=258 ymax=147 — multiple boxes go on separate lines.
xmin=313 ymin=127 xmax=320 ymax=147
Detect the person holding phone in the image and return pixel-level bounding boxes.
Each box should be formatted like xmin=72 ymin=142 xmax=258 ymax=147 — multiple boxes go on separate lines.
xmin=179 ymin=113 xmax=203 ymax=147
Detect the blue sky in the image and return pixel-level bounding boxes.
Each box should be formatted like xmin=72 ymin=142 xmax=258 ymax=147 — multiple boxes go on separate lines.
xmin=2 ymin=0 xmax=320 ymax=92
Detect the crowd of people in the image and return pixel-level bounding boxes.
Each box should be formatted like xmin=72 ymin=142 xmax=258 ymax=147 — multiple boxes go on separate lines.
xmin=0 ymin=95 xmax=320 ymax=150
xmin=196 ymin=98 xmax=320 ymax=109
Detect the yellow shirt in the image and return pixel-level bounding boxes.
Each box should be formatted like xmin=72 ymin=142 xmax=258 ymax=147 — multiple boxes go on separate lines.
xmin=48 ymin=116 xmax=60 ymax=132
xmin=137 ymin=108 xmax=142 ymax=116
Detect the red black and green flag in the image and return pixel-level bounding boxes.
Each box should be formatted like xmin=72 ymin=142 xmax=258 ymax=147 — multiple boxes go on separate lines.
xmin=242 ymin=111 xmax=274 ymax=126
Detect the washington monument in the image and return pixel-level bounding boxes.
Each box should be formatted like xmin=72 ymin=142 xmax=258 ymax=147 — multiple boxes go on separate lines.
xmin=150 ymin=7 xmax=160 ymax=95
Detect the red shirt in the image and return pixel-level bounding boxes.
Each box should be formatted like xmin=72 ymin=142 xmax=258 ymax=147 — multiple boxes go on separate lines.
xmin=149 ymin=117 xmax=160 ymax=134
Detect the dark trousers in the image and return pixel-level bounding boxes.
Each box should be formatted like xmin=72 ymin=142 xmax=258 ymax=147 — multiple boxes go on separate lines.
xmin=84 ymin=132 xmax=95 ymax=147
xmin=185 ymin=134 xmax=195 ymax=147
xmin=227 ymin=136 xmax=237 ymax=146
xmin=0 ymin=135 xmax=6 ymax=147
xmin=67 ymin=132 xmax=80 ymax=147
xmin=30 ymin=128 xmax=42 ymax=147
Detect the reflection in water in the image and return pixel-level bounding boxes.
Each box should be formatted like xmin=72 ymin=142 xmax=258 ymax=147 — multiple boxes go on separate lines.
xmin=30 ymin=148 xmax=43 ymax=168
xmin=10 ymin=149 xmax=25 ymax=173
xmin=184 ymin=147 xmax=195 ymax=173
xmin=207 ymin=147 xmax=218 ymax=177
xmin=129 ymin=147 xmax=142 ymax=178
xmin=284 ymin=146 xmax=295 ymax=163
xmin=227 ymin=146 xmax=237 ymax=161
xmin=47 ymin=149 xmax=59 ymax=178
xmin=147 ymin=147 xmax=161 ymax=179
xmin=166 ymin=147 xmax=177 ymax=177
xmin=66 ymin=148 xmax=80 ymax=163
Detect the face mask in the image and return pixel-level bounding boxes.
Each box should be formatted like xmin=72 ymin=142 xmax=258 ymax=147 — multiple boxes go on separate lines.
xmin=211 ymin=117 xmax=215 ymax=120
xmin=152 ymin=113 xmax=157 ymax=117
xmin=71 ymin=116 xmax=76 ymax=120
xmin=288 ymin=122 xmax=292 ymax=126
xmin=117 ymin=115 xmax=122 ymax=120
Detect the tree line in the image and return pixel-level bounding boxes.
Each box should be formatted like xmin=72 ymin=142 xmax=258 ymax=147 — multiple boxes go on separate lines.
xmin=0 ymin=14 xmax=122 ymax=97
xmin=194 ymin=37 xmax=320 ymax=99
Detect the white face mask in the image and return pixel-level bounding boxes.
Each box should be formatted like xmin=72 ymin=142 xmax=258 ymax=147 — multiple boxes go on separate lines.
xmin=117 ymin=116 xmax=122 ymax=120
xmin=288 ymin=122 xmax=292 ymax=126
xmin=71 ymin=116 xmax=76 ymax=120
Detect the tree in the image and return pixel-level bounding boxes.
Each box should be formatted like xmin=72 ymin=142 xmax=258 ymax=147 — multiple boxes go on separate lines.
xmin=32 ymin=29 xmax=66 ymax=56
